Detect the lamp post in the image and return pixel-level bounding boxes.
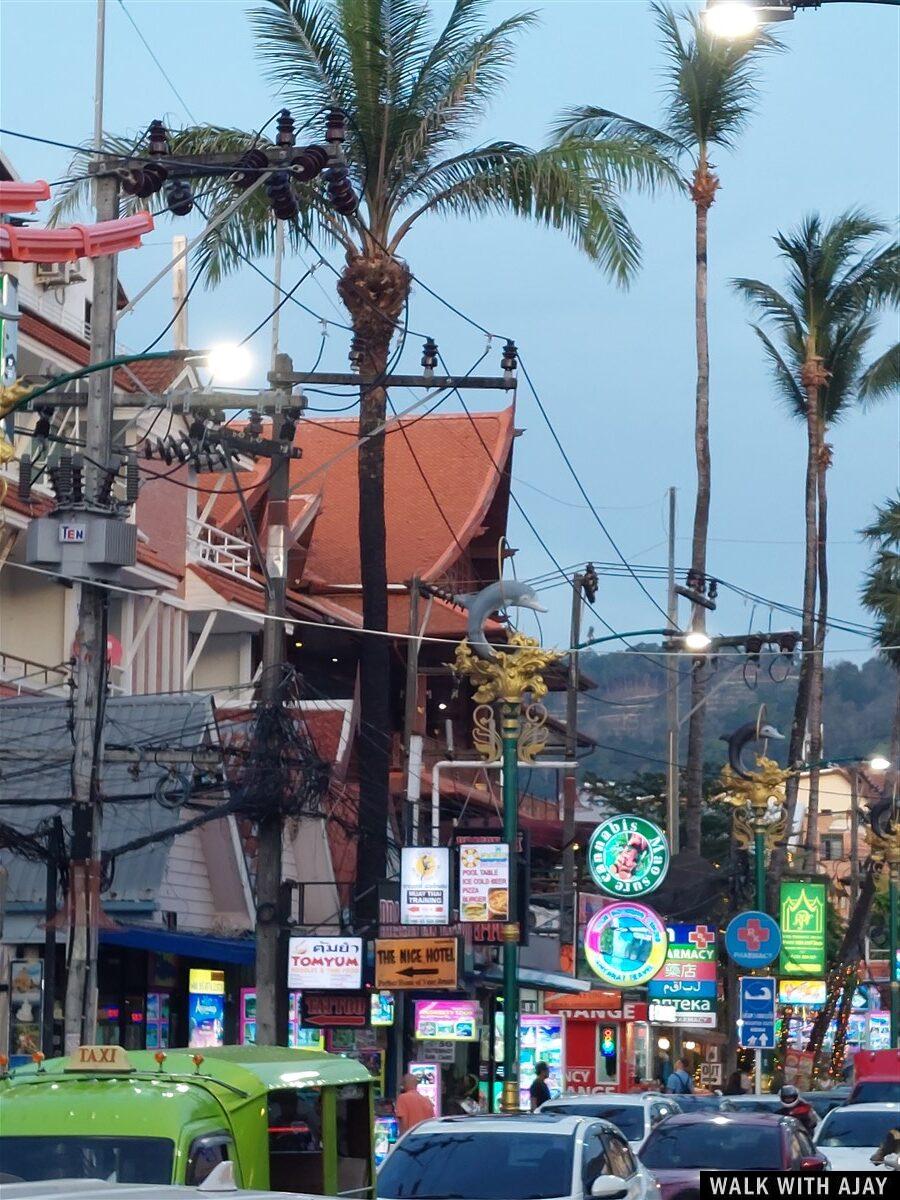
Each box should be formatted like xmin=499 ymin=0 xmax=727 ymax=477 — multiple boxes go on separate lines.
xmin=455 ymin=628 xmax=560 ymax=1112
xmin=868 ymin=799 xmax=900 ymax=1047
xmin=703 ymin=0 xmax=900 ymax=39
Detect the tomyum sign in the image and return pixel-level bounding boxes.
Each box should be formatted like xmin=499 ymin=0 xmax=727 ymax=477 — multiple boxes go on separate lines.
xmin=287 ymin=937 xmax=363 ymax=989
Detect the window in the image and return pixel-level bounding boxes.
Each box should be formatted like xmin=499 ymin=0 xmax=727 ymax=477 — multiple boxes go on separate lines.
xmin=186 ymin=1135 xmax=233 ymax=1186
xmin=336 ymin=1084 xmax=371 ymax=1196
xmin=84 ymin=300 xmax=92 ymax=338
xmin=820 ymin=834 xmax=844 ymax=861
xmin=268 ymin=1088 xmax=324 ymax=1194
xmin=581 ymin=1130 xmax=609 ymax=1190
xmin=640 ymin=1123 xmax=784 ymax=1170
xmin=603 ymin=1133 xmax=636 ymax=1180
xmin=0 ymin=1136 xmax=174 ymax=1183
xmin=786 ymin=1130 xmax=806 ymax=1167
xmin=549 ymin=1105 xmax=643 ymax=1142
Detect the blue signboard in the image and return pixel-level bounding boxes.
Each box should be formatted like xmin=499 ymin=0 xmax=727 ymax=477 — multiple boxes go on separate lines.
xmin=726 ymin=911 xmax=781 ymax=969
xmin=738 ymin=976 xmax=776 ymax=1049
xmin=648 ymin=978 xmax=717 ymax=1000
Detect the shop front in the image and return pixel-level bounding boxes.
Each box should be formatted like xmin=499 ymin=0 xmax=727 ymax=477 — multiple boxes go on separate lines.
xmin=545 ymin=990 xmax=650 ymax=1094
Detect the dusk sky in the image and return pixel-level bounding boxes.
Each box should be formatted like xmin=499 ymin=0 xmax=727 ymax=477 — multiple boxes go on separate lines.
xmin=3 ymin=0 xmax=898 ymax=658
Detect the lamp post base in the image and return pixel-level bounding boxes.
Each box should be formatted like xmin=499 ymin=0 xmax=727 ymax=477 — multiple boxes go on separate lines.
xmin=501 ymin=1079 xmax=520 ymax=1114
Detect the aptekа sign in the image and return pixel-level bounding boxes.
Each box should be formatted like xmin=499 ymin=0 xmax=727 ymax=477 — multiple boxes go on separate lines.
xmin=648 ymin=922 xmax=718 ymax=1029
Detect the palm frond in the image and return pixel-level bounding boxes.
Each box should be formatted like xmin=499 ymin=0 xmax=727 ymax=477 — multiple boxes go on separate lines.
xmin=749 ymin=324 xmax=804 ymax=415
xmin=858 ymin=342 xmax=900 ymax=406
xmin=250 ymin=0 xmax=354 ymax=120
xmin=551 ymin=106 xmax=688 ymax=163
xmin=731 ymin=277 xmax=804 ymax=343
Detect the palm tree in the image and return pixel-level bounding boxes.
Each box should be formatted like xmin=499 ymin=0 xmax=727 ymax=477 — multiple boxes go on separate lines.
xmin=56 ymin=0 xmax=677 ymax=923
xmin=553 ymin=4 xmax=778 ymax=854
xmin=861 ymin=494 xmax=900 ymax=769
xmin=733 ymin=212 xmax=898 ymax=872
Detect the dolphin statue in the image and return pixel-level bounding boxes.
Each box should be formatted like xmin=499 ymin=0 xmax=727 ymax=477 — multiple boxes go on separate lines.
xmin=457 ymin=580 xmax=546 ymax=660
xmin=721 ymin=716 xmax=784 ymax=780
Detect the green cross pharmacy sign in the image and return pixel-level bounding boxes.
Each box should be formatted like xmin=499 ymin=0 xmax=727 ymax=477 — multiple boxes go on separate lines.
xmin=587 ymin=815 xmax=669 ymax=898
xmin=779 ymin=880 xmax=826 ymax=976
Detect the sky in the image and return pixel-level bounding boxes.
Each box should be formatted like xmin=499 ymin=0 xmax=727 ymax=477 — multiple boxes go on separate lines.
xmin=2 ymin=0 xmax=898 ymax=661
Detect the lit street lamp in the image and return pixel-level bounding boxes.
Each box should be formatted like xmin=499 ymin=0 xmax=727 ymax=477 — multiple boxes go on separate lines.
xmin=704 ymin=0 xmax=900 ymax=38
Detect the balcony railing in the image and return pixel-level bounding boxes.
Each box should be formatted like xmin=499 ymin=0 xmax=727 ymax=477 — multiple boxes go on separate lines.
xmin=187 ymin=517 xmax=253 ymax=581
xmin=0 ymin=651 xmax=68 ymax=694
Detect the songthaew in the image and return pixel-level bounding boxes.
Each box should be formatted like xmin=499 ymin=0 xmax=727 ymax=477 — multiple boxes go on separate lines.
xmin=0 ymin=1044 xmax=375 ymax=1193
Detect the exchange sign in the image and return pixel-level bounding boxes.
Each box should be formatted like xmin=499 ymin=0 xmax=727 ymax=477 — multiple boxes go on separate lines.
xmin=583 ymin=902 xmax=668 ymax=988
xmin=779 ymin=881 xmax=826 ymax=977
xmin=586 ymin=816 xmax=669 ymax=898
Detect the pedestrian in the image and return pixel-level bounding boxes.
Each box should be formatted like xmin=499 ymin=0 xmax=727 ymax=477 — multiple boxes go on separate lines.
xmin=395 ymin=1073 xmax=435 ymax=1135
xmin=666 ymin=1058 xmax=694 ymax=1095
xmin=777 ymin=1085 xmax=818 ymax=1136
xmin=529 ymin=1061 xmax=552 ymax=1111
xmin=871 ymin=1123 xmax=900 ymax=1166
xmin=448 ymin=1073 xmax=481 ymax=1115
xmin=723 ymin=1070 xmax=748 ymax=1096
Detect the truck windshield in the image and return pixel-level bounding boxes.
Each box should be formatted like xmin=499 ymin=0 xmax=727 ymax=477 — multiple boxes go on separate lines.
xmin=0 ymin=1135 xmax=174 ymax=1183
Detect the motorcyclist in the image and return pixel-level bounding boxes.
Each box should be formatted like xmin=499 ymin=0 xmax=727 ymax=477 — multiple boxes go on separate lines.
xmin=777 ymin=1085 xmax=819 ymax=1136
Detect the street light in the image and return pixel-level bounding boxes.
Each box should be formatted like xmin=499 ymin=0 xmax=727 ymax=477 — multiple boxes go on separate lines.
xmin=704 ymin=0 xmax=900 ymax=38
xmin=869 ymin=755 xmax=892 ymax=773
xmin=683 ymin=629 xmax=713 ymax=652
xmin=203 ymin=344 xmax=253 ymax=385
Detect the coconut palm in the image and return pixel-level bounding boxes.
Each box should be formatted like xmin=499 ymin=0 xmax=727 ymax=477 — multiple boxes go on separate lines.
xmin=733 ymin=212 xmax=899 ymax=871
xmin=55 ymin=0 xmax=677 ymax=923
xmin=861 ymin=494 xmax=900 ymax=767
xmin=553 ymin=3 xmax=779 ymax=854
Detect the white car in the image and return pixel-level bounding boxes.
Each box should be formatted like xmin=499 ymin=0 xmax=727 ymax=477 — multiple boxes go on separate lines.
xmin=538 ymin=1094 xmax=682 ymax=1152
xmin=376 ymin=1112 xmax=661 ymax=1200
xmin=813 ymin=1102 xmax=900 ymax=1171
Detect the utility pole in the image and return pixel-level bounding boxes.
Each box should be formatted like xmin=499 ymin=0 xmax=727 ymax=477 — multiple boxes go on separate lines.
xmin=253 ymin=358 xmax=295 ymax=1047
xmin=561 ymin=571 xmax=584 ymax=957
xmin=666 ymin=487 xmax=680 ymax=854
xmin=63 ymin=170 xmax=119 ymax=1053
xmin=403 ymin=577 xmax=423 ymax=846
xmin=850 ymin=769 xmax=860 ymax=911
xmin=41 ymin=816 xmax=63 ymax=1057
xmin=171 ymin=235 xmax=189 ymax=351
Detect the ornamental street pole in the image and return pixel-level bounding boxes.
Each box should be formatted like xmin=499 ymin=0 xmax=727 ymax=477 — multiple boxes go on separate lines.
xmin=454 ymin=592 xmax=560 ymax=1113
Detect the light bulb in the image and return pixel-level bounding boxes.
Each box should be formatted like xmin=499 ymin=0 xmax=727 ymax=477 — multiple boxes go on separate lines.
xmin=204 ymin=343 xmax=253 ymax=384
xmin=703 ymin=2 xmax=759 ymax=39
xmin=683 ymin=629 xmax=712 ymax=652
xmin=868 ymin=754 xmax=891 ymax=772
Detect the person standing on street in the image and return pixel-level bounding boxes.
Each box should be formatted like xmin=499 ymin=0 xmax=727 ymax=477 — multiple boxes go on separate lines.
xmin=530 ymin=1062 xmax=552 ymax=1110
xmin=666 ymin=1058 xmax=694 ymax=1095
xmin=395 ymin=1073 xmax=435 ymax=1135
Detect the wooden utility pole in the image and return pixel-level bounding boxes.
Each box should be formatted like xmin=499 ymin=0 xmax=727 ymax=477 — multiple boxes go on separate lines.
xmin=64 ymin=170 xmax=119 ymax=1052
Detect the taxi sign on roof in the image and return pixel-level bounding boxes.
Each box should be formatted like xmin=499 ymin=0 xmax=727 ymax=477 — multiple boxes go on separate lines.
xmin=67 ymin=1044 xmax=134 ymax=1072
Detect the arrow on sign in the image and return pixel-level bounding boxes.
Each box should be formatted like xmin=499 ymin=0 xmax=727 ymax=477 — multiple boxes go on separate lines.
xmin=396 ymin=966 xmax=441 ymax=978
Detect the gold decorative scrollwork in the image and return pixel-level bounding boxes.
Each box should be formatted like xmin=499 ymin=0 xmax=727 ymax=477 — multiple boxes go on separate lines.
xmin=472 ymin=704 xmax=502 ymax=763
xmin=453 ymin=632 xmax=561 ymax=706
xmin=719 ymin=755 xmax=791 ymax=849
xmin=518 ymin=702 xmax=550 ymax=765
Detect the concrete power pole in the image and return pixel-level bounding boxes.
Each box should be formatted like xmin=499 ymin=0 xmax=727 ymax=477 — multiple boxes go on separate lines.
xmin=561 ymin=572 xmax=583 ymax=956
xmin=63 ymin=171 xmax=120 ymax=1052
xmin=666 ymin=487 xmax=680 ymax=855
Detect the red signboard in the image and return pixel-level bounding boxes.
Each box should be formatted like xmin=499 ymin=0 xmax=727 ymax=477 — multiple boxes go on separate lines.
xmin=300 ymin=992 xmax=369 ymax=1028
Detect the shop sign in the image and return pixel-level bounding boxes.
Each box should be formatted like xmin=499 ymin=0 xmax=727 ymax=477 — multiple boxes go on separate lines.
xmin=459 ymin=842 xmax=509 ymax=922
xmin=420 ymin=1040 xmax=456 ymax=1063
xmin=779 ymin=881 xmax=826 ymax=976
xmin=783 ymin=1048 xmax=815 ymax=1089
xmin=648 ymin=923 xmax=719 ymax=1028
xmin=374 ymin=937 xmax=459 ymax=989
xmin=564 ymin=1068 xmax=618 ymax=1095
xmin=189 ymin=968 xmax=225 ymax=996
xmin=725 ymin=910 xmax=781 ymax=968
xmin=8 ymin=958 xmax=42 ymax=1060
xmin=649 ymin=997 xmax=717 ymax=1028
xmin=287 ymin=936 xmax=363 ymax=990
xmin=583 ymin=902 xmax=668 ymax=988
xmin=415 ymin=999 xmax=481 ymax=1041
xmin=699 ymin=1062 xmax=723 ymax=1087
xmin=301 ymin=991 xmax=369 ymax=1027
xmin=778 ymin=978 xmax=827 ymax=1007
xmin=370 ymin=991 xmax=395 ymax=1026
xmin=586 ymin=816 xmax=669 ymax=898
xmin=409 ymin=1061 xmax=441 ymax=1117
xmin=401 ymin=847 xmax=450 ymax=925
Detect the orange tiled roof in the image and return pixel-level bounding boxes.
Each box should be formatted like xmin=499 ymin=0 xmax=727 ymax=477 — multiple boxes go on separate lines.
xmin=207 ymin=408 xmax=515 ymax=587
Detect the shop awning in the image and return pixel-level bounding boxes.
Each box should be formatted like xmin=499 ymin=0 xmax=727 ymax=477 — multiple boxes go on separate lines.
xmin=476 ymin=965 xmax=591 ymax=994
xmin=99 ymin=924 xmax=255 ymax=965
xmin=545 ymin=989 xmax=622 ymax=1013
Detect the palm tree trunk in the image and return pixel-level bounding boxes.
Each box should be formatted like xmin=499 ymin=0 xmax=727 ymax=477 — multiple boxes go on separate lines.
xmin=768 ymin=365 xmax=821 ymax=900
xmin=338 ymin=250 xmax=412 ymax=931
xmin=890 ymin=675 xmax=900 ymax=770
xmin=684 ymin=155 xmax=718 ymax=855
xmin=804 ymin=435 xmax=830 ymax=871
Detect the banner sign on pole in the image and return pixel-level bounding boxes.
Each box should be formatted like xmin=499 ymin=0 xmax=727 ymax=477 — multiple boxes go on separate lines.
xmin=725 ymin=911 xmax=782 ymax=968
xmin=401 ymin=847 xmax=450 ymax=925
xmin=779 ymin=881 xmax=826 ymax=976
xmin=737 ymin=976 xmax=776 ymax=1048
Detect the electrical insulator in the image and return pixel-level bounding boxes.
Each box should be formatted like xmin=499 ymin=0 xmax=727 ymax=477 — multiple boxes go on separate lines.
xmin=325 ymin=164 xmax=357 ymax=215
xmin=247 ymin=411 xmax=263 ymax=439
xmin=278 ymin=414 xmax=298 ymax=442
xmin=349 ymin=334 xmax=364 ymax=372
xmin=71 ymin=455 xmax=84 ymax=504
xmin=17 ymin=453 xmax=31 ymax=501
xmin=744 ymin=634 xmax=764 ymax=664
xmin=230 ymin=147 xmax=268 ymax=191
xmin=34 ymin=406 xmax=52 ymax=440
xmin=501 ymin=339 xmax=518 ymax=373
xmin=147 ymin=119 xmax=168 ymax=157
xmin=708 ymin=578 xmax=719 ymax=602
xmin=291 ymin=144 xmax=328 ymax=183
xmin=266 ymin=171 xmax=298 ymax=221
xmin=121 ymin=119 xmax=170 ymax=199
xmin=582 ymin=562 xmax=599 ymax=604
xmin=188 ymin=417 xmax=206 ymax=441
xmin=96 ymin=464 xmax=119 ymax=507
xmin=155 ymin=437 xmax=174 ymax=466
xmin=421 ymin=337 xmax=438 ymax=372
xmin=326 ymin=108 xmax=348 ymax=144
xmin=164 ymin=178 xmax=194 ymax=216
xmin=56 ymin=453 xmax=74 ymax=505
xmin=276 ymin=109 xmax=296 ymax=148
xmin=125 ymin=452 xmax=139 ymax=504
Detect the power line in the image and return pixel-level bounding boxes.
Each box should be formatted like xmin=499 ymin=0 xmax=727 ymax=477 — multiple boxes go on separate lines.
xmin=115 ymin=0 xmax=199 ymax=125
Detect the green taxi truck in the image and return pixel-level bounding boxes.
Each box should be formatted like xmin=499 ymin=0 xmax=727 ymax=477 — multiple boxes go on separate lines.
xmin=0 ymin=1044 xmax=375 ymax=1193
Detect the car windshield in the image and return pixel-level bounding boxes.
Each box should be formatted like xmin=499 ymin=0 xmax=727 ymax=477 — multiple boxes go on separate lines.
xmin=720 ymin=1098 xmax=780 ymax=1113
xmin=0 ymin=1135 xmax=174 ymax=1183
xmin=852 ymin=1083 xmax=900 ymax=1105
xmin=547 ymin=1104 xmax=644 ymax=1140
xmin=377 ymin=1131 xmax=574 ymax=1199
xmin=817 ymin=1110 xmax=899 ymax=1148
xmin=674 ymin=1097 xmax=722 ymax=1113
xmin=640 ymin=1122 xmax=783 ymax=1170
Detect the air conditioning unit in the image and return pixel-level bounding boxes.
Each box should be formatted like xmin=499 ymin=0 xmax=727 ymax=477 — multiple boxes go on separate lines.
xmin=34 ymin=261 xmax=80 ymax=287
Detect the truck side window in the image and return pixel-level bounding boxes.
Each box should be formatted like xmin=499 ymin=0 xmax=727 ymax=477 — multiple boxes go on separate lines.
xmin=336 ymin=1084 xmax=372 ymax=1197
xmin=186 ymin=1134 xmax=234 ymax=1186
xmin=268 ymin=1087 xmax=324 ymax=1194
